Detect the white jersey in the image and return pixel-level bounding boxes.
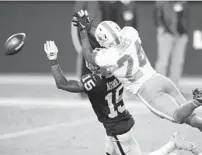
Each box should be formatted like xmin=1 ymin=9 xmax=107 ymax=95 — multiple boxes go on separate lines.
xmin=94 ymin=27 xmax=156 ymax=94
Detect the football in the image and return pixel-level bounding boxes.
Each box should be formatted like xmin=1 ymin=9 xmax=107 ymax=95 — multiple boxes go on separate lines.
xmin=4 ymin=33 xmax=26 ymax=55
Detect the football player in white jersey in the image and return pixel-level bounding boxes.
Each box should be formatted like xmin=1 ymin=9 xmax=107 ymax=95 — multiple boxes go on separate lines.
xmin=73 ymin=10 xmax=202 ymax=132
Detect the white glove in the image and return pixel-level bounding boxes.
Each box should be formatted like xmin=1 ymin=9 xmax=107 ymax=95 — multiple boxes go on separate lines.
xmin=44 ymin=41 xmax=58 ymax=60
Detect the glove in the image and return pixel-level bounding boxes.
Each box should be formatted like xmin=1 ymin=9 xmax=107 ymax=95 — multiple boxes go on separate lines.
xmin=193 ymin=88 xmax=202 ymax=99
xmin=72 ymin=10 xmax=93 ymax=31
xmin=44 ymin=41 xmax=58 ymax=60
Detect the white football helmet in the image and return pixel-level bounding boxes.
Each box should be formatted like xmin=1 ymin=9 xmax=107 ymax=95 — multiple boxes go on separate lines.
xmin=95 ymin=21 xmax=121 ymax=48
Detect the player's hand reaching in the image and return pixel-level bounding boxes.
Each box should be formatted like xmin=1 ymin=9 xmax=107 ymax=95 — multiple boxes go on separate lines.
xmin=44 ymin=41 xmax=58 ymax=60
xmin=72 ymin=10 xmax=93 ymax=31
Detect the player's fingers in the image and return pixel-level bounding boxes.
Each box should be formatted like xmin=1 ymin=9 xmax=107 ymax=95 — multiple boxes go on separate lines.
xmin=46 ymin=41 xmax=50 ymax=51
xmin=72 ymin=16 xmax=78 ymax=21
xmin=78 ymin=10 xmax=84 ymax=17
xmin=44 ymin=42 xmax=48 ymax=53
xmin=84 ymin=10 xmax=89 ymax=16
xmin=51 ymin=41 xmax=57 ymax=51
xmin=47 ymin=40 xmax=52 ymax=49
xmin=47 ymin=41 xmax=50 ymax=48
xmin=79 ymin=10 xmax=83 ymax=16
xmin=44 ymin=43 xmax=47 ymax=52
xmin=72 ymin=15 xmax=77 ymax=20
xmin=72 ymin=18 xmax=78 ymax=24
xmin=49 ymin=40 xmax=53 ymax=47
xmin=53 ymin=42 xmax=58 ymax=52
xmin=81 ymin=10 xmax=84 ymax=16
xmin=78 ymin=11 xmax=82 ymax=17
xmin=46 ymin=41 xmax=49 ymax=48
xmin=72 ymin=20 xmax=79 ymax=26
xmin=72 ymin=20 xmax=78 ymax=26
xmin=51 ymin=41 xmax=56 ymax=49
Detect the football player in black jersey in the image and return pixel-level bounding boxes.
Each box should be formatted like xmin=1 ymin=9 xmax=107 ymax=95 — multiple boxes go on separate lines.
xmin=44 ymin=40 xmax=141 ymax=155
xmin=43 ymin=40 xmax=198 ymax=155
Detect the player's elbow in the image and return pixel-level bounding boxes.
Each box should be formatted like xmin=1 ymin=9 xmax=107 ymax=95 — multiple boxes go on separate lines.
xmin=55 ymin=81 xmax=67 ymax=90
xmin=55 ymin=81 xmax=82 ymax=93
xmin=56 ymin=82 xmax=63 ymax=90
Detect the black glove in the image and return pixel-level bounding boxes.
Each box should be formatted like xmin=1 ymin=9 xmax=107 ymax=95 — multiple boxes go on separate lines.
xmin=193 ymin=88 xmax=202 ymax=99
xmin=72 ymin=10 xmax=93 ymax=32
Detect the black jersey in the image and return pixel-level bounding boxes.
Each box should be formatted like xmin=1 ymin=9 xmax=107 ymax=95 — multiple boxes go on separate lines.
xmin=81 ymin=73 xmax=134 ymax=136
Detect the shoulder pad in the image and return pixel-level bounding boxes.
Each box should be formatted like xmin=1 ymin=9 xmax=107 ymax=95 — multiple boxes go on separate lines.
xmin=122 ymin=26 xmax=141 ymax=44
xmin=123 ymin=26 xmax=138 ymax=36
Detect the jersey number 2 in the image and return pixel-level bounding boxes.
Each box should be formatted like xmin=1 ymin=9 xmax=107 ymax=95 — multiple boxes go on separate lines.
xmin=117 ymin=40 xmax=148 ymax=82
xmin=135 ymin=40 xmax=148 ymax=67
xmin=105 ymin=85 xmax=125 ymax=118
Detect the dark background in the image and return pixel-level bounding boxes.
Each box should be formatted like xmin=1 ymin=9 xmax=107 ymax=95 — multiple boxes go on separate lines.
xmin=0 ymin=1 xmax=202 ymax=76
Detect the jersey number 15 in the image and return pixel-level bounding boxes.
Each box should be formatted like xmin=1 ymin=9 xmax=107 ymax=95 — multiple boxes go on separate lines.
xmin=82 ymin=75 xmax=96 ymax=91
xmin=105 ymin=85 xmax=125 ymax=118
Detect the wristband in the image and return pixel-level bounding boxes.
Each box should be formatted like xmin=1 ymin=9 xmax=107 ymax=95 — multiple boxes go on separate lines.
xmin=49 ymin=59 xmax=59 ymax=66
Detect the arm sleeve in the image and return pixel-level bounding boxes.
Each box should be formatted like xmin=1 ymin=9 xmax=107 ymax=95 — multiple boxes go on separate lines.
xmin=50 ymin=60 xmax=84 ymax=93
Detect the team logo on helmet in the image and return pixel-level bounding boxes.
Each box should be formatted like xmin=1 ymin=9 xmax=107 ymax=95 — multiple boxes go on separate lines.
xmin=95 ymin=21 xmax=121 ymax=48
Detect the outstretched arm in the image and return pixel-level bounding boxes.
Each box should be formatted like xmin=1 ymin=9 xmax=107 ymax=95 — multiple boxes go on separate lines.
xmin=80 ymin=29 xmax=97 ymax=65
xmin=72 ymin=10 xmax=114 ymax=69
xmin=72 ymin=10 xmax=98 ymax=65
xmin=44 ymin=41 xmax=84 ymax=93
xmin=50 ymin=59 xmax=84 ymax=93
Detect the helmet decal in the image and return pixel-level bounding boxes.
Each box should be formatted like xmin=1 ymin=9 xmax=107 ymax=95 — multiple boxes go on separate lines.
xmin=101 ymin=21 xmax=121 ymax=45
xmin=95 ymin=21 xmax=121 ymax=48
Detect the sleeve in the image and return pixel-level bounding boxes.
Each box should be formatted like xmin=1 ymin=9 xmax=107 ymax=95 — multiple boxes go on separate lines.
xmin=93 ymin=48 xmax=118 ymax=67
xmin=81 ymin=73 xmax=103 ymax=92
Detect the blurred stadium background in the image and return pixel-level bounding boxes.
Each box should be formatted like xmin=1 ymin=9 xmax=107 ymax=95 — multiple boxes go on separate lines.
xmin=1 ymin=1 xmax=202 ymax=155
